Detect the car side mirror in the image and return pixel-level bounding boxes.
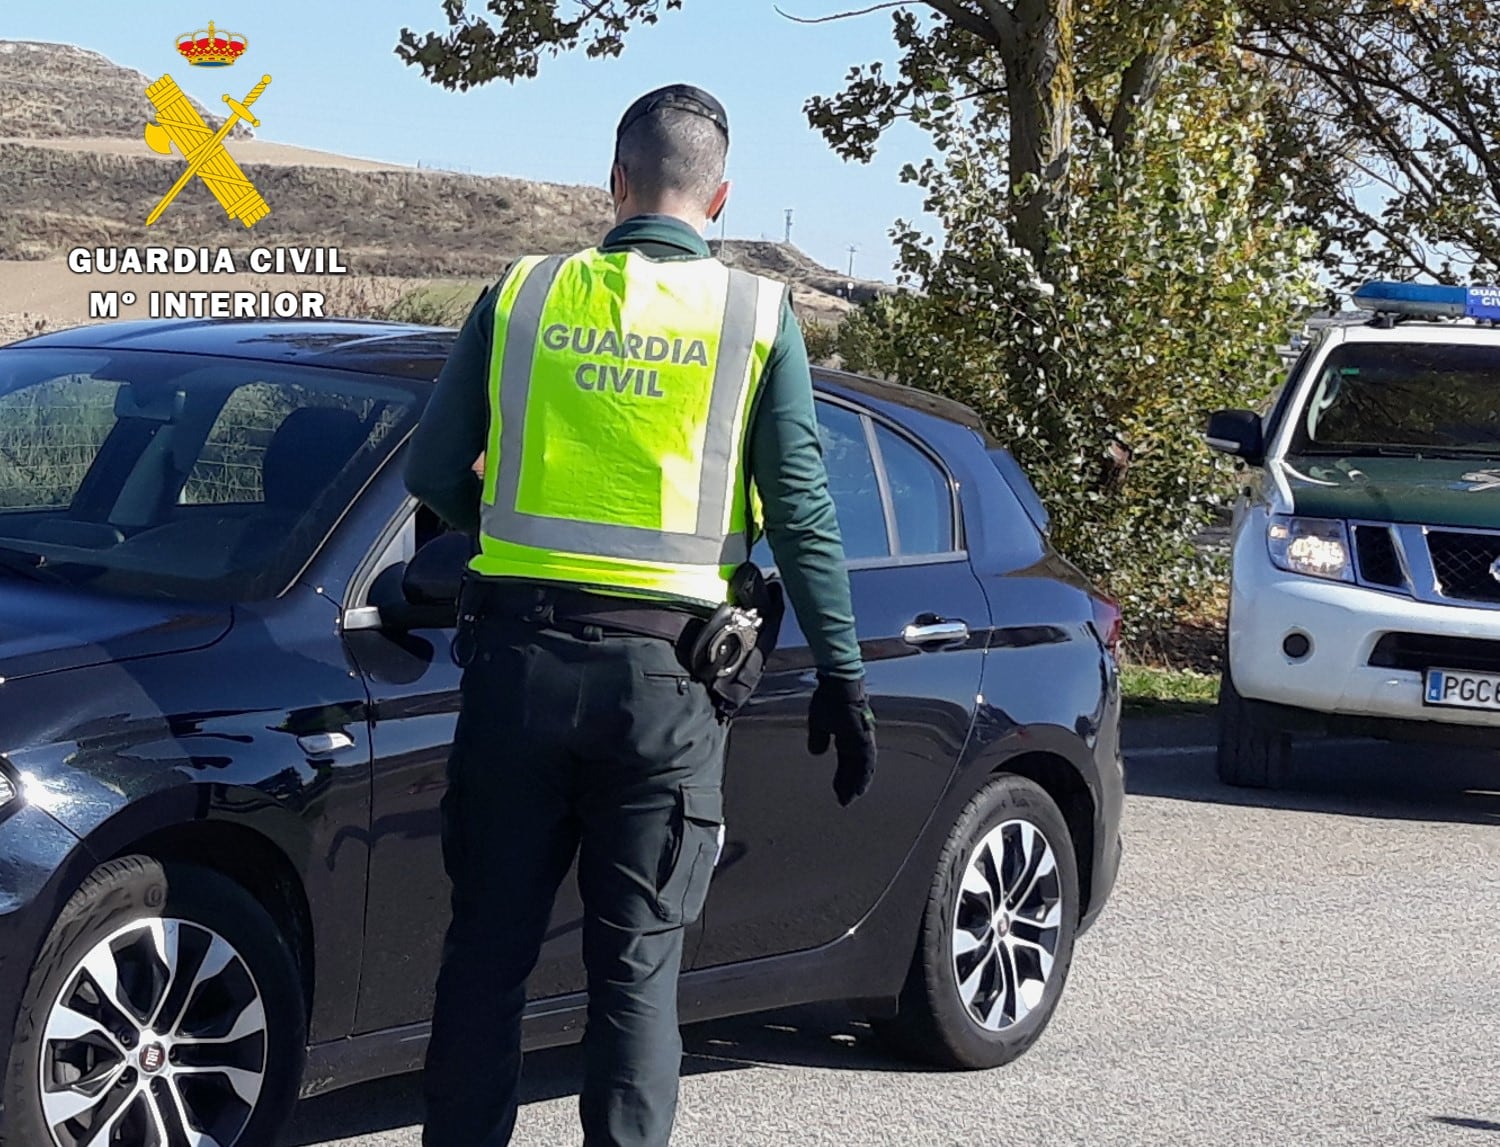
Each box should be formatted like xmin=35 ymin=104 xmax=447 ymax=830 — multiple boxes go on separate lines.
xmin=347 ymin=531 xmax=473 ymax=633
xmin=1205 ymin=409 xmax=1265 ymax=465
xmin=402 ymin=530 xmax=473 ymax=607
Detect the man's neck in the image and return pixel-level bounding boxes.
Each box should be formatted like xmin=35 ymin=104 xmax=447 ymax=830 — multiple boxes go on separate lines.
xmin=615 ymin=208 xmax=706 ymax=233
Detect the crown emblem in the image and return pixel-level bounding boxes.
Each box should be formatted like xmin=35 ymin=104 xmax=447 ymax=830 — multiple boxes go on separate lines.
xmin=175 ymin=21 xmax=247 ymax=67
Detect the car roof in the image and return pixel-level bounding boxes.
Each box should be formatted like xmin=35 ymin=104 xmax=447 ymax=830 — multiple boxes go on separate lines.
xmin=1329 ymin=320 xmax=1500 ymax=348
xmin=810 ymin=367 xmax=990 ymax=438
xmin=12 ymin=318 xmax=991 ymax=430
xmin=11 ymin=318 xmax=460 ymax=380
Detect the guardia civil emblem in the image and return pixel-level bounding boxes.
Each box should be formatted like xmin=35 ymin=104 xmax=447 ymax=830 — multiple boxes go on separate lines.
xmin=142 ymin=21 xmax=272 ymax=228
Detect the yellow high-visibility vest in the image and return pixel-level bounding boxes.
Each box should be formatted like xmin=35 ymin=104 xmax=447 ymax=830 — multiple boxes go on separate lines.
xmin=471 ymin=248 xmax=785 ymax=605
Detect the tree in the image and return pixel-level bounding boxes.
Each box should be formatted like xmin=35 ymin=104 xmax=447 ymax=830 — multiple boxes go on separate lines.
xmin=836 ymin=38 xmax=1318 ymax=632
xmin=1239 ymin=0 xmax=1500 ymax=285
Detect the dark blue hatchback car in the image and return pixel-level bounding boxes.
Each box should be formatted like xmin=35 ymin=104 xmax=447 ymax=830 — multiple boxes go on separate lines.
xmin=0 ymin=320 xmax=1122 ymax=1147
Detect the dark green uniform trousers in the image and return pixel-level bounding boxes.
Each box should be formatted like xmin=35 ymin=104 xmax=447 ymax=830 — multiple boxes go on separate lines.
xmin=422 ymin=606 xmax=726 ymax=1147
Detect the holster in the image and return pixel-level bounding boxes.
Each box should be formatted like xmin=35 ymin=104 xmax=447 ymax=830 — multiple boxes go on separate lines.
xmin=693 ymin=562 xmax=786 ymax=721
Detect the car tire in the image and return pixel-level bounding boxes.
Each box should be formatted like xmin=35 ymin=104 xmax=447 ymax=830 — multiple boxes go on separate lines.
xmin=875 ymin=774 xmax=1079 ymax=1070
xmin=1216 ymin=669 xmax=1290 ymax=788
xmin=3 ymin=855 xmax=305 ymax=1147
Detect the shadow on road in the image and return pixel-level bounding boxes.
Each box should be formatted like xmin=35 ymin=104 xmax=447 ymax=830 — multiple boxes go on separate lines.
xmin=1129 ymin=733 xmax=1500 ymax=826
xmin=285 ymin=1002 xmax=926 ymax=1144
xmin=1432 ymin=1116 xmax=1500 ymax=1132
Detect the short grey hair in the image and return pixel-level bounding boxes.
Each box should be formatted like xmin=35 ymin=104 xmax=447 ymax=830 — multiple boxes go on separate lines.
xmin=614 ymin=107 xmax=727 ymax=210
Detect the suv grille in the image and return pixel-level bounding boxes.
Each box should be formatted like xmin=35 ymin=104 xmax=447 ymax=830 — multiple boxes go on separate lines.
xmin=1352 ymin=525 xmax=1405 ymax=588
xmin=1369 ymin=632 xmax=1500 ymax=674
xmin=1428 ymin=530 xmax=1500 ymax=603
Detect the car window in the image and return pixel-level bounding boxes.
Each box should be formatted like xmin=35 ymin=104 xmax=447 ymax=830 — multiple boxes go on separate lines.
xmin=0 ymin=375 xmax=120 ymax=509
xmin=1262 ymin=341 xmax=1315 ymax=446
xmin=986 ymin=446 xmax=1049 ymax=537
xmin=815 ymin=401 xmax=890 ymax=561
xmin=0 ymin=347 xmax=423 ymax=602
xmin=875 ymin=423 xmax=954 ymax=554
xmin=181 ymin=382 xmax=396 ymax=506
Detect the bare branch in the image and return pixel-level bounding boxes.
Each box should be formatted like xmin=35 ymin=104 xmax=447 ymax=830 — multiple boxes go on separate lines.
xmin=773 ymin=1 xmax=912 ymax=25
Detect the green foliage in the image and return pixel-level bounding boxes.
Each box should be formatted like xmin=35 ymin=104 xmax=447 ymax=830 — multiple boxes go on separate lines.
xmin=801 ymin=319 xmax=841 ymax=368
xmin=844 ymin=55 xmax=1319 ymax=636
xmin=398 ymin=0 xmax=683 ymax=90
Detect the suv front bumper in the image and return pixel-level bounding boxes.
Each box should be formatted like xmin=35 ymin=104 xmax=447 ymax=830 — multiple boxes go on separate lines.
xmin=1230 ymin=520 xmax=1500 ymax=728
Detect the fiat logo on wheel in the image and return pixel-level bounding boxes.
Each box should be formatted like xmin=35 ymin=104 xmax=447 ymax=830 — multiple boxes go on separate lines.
xmin=139 ymin=1042 xmax=167 ymax=1073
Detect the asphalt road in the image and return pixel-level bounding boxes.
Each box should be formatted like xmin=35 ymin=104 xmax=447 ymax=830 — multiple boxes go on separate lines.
xmin=287 ymin=723 xmax=1500 ymax=1147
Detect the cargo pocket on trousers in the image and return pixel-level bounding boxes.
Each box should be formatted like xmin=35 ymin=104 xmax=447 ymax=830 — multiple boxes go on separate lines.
xmin=653 ymin=783 xmax=723 ymax=926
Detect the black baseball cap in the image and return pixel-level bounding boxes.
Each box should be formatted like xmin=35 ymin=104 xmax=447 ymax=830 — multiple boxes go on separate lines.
xmin=616 ymin=84 xmax=729 ymax=144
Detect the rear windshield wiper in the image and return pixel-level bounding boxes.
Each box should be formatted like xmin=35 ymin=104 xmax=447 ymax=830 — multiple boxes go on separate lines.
xmin=0 ymin=545 xmax=69 ymax=585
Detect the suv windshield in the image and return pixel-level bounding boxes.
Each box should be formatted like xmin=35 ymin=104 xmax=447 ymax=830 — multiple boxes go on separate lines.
xmin=1288 ymin=341 xmax=1500 ymax=456
xmin=0 ymin=346 xmax=423 ymax=602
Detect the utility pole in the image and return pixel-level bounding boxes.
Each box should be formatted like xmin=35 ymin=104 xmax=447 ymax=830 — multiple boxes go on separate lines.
xmin=847 ymin=245 xmax=858 ymax=278
xmin=784 ymin=209 xmax=794 ymax=245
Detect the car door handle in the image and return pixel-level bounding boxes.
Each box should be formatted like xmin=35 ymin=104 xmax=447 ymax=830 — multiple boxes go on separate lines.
xmin=298 ymin=731 xmax=356 ymax=757
xmin=902 ymin=619 xmax=970 ymax=647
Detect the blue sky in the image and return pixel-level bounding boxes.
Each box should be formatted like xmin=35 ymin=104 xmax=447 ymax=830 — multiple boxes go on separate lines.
xmin=5 ymin=0 xmax=932 ymax=281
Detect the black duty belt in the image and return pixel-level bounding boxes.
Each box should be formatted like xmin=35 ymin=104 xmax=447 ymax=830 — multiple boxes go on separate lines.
xmin=465 ymin=578 xmax=707 ymax=645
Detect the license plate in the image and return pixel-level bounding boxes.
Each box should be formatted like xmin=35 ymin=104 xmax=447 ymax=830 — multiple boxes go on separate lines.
xmin=1423 ymin=668 xmax=1500 ymax=712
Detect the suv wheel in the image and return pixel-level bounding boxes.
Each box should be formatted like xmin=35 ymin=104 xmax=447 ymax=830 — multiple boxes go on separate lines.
xmin=4 ymin=856 xmax=305 ymax=1147
xmin=1216 ymin=669 xmax=1291 ymax=788
xmin=876 ymin=775 xmax=1079 ymax=1069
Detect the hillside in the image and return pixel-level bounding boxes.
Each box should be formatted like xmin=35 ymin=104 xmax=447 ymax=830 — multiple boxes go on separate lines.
xmin=0 ymin=40 xmax=886 ymax=340
xmin=0 ymin=40 xmax=250 ymax=140
xmin=0 ymin=142 xmax=616 ymax=275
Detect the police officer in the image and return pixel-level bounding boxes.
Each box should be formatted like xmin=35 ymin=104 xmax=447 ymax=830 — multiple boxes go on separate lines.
xmin=404 ymin=83 xmax=877 ymax=1147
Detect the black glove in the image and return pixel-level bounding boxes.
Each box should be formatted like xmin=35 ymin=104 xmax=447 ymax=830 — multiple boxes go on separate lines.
xmin=807 ymin=675 xmax=877 ymax=806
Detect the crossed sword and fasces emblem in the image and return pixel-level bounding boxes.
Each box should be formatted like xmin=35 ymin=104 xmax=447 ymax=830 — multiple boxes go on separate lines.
xmin=143 ymin=73 xmax=272 ymax=227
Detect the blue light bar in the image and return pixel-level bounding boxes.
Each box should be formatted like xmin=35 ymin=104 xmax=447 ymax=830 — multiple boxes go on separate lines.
xmin=1353 ymin=281 xmax=1500 ymax=320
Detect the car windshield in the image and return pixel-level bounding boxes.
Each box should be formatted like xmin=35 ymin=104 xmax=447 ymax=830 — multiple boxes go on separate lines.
xmin=1288 ymin=341 xmax=1500 ymax=457
xmin=0 ymin=346 xmax=424 ymax=602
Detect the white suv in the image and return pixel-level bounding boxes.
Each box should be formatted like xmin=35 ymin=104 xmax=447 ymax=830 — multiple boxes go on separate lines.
xmin=1206 ymin=282 xmax=1500 ymax=787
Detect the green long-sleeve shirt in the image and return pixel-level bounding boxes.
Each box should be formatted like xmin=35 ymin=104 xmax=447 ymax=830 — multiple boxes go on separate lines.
xmin=403 ymin=214 xmax=863 ymax=680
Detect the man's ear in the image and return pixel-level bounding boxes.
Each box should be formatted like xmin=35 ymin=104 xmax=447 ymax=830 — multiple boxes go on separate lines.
xmin=707 ymin=180 xmax=730 ymax=223
xmin=609 ymin=162 xmax=627 ymax=205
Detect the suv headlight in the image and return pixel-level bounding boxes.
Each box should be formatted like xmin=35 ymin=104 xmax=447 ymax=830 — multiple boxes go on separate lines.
xmin=1267 ymin=515 xmax=1353 ymax=581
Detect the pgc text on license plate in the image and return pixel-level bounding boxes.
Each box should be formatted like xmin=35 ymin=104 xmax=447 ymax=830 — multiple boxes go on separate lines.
xmin=1423 ymin=668 xmax=1500 ymax=712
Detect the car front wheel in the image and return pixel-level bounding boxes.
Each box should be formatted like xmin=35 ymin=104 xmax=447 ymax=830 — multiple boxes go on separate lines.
xmin=877 ymin=774 xmax=1080 ymax=1070
xmin=4 ymin=856 xmax=305 ymax=1147
xmin=1216 ymin=669 xmax=1291 ymax=789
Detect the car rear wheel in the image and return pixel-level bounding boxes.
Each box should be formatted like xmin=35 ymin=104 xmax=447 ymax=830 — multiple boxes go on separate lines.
xmin=876 ymin=775 xmax=1079 ymax=1070
xmin=1216 ymin=669 xmax=1291 ymax=789
xmin=4 ymin=856 xmax=305 ymax=1147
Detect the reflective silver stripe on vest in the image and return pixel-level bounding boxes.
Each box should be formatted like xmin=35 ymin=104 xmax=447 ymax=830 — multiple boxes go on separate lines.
xmin=483 ymin=257 xmax=762 ymax=568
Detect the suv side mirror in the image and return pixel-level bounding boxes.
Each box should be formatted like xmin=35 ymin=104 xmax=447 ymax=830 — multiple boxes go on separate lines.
xmin=1205 ymin=409 xmax=1265 ymax=465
